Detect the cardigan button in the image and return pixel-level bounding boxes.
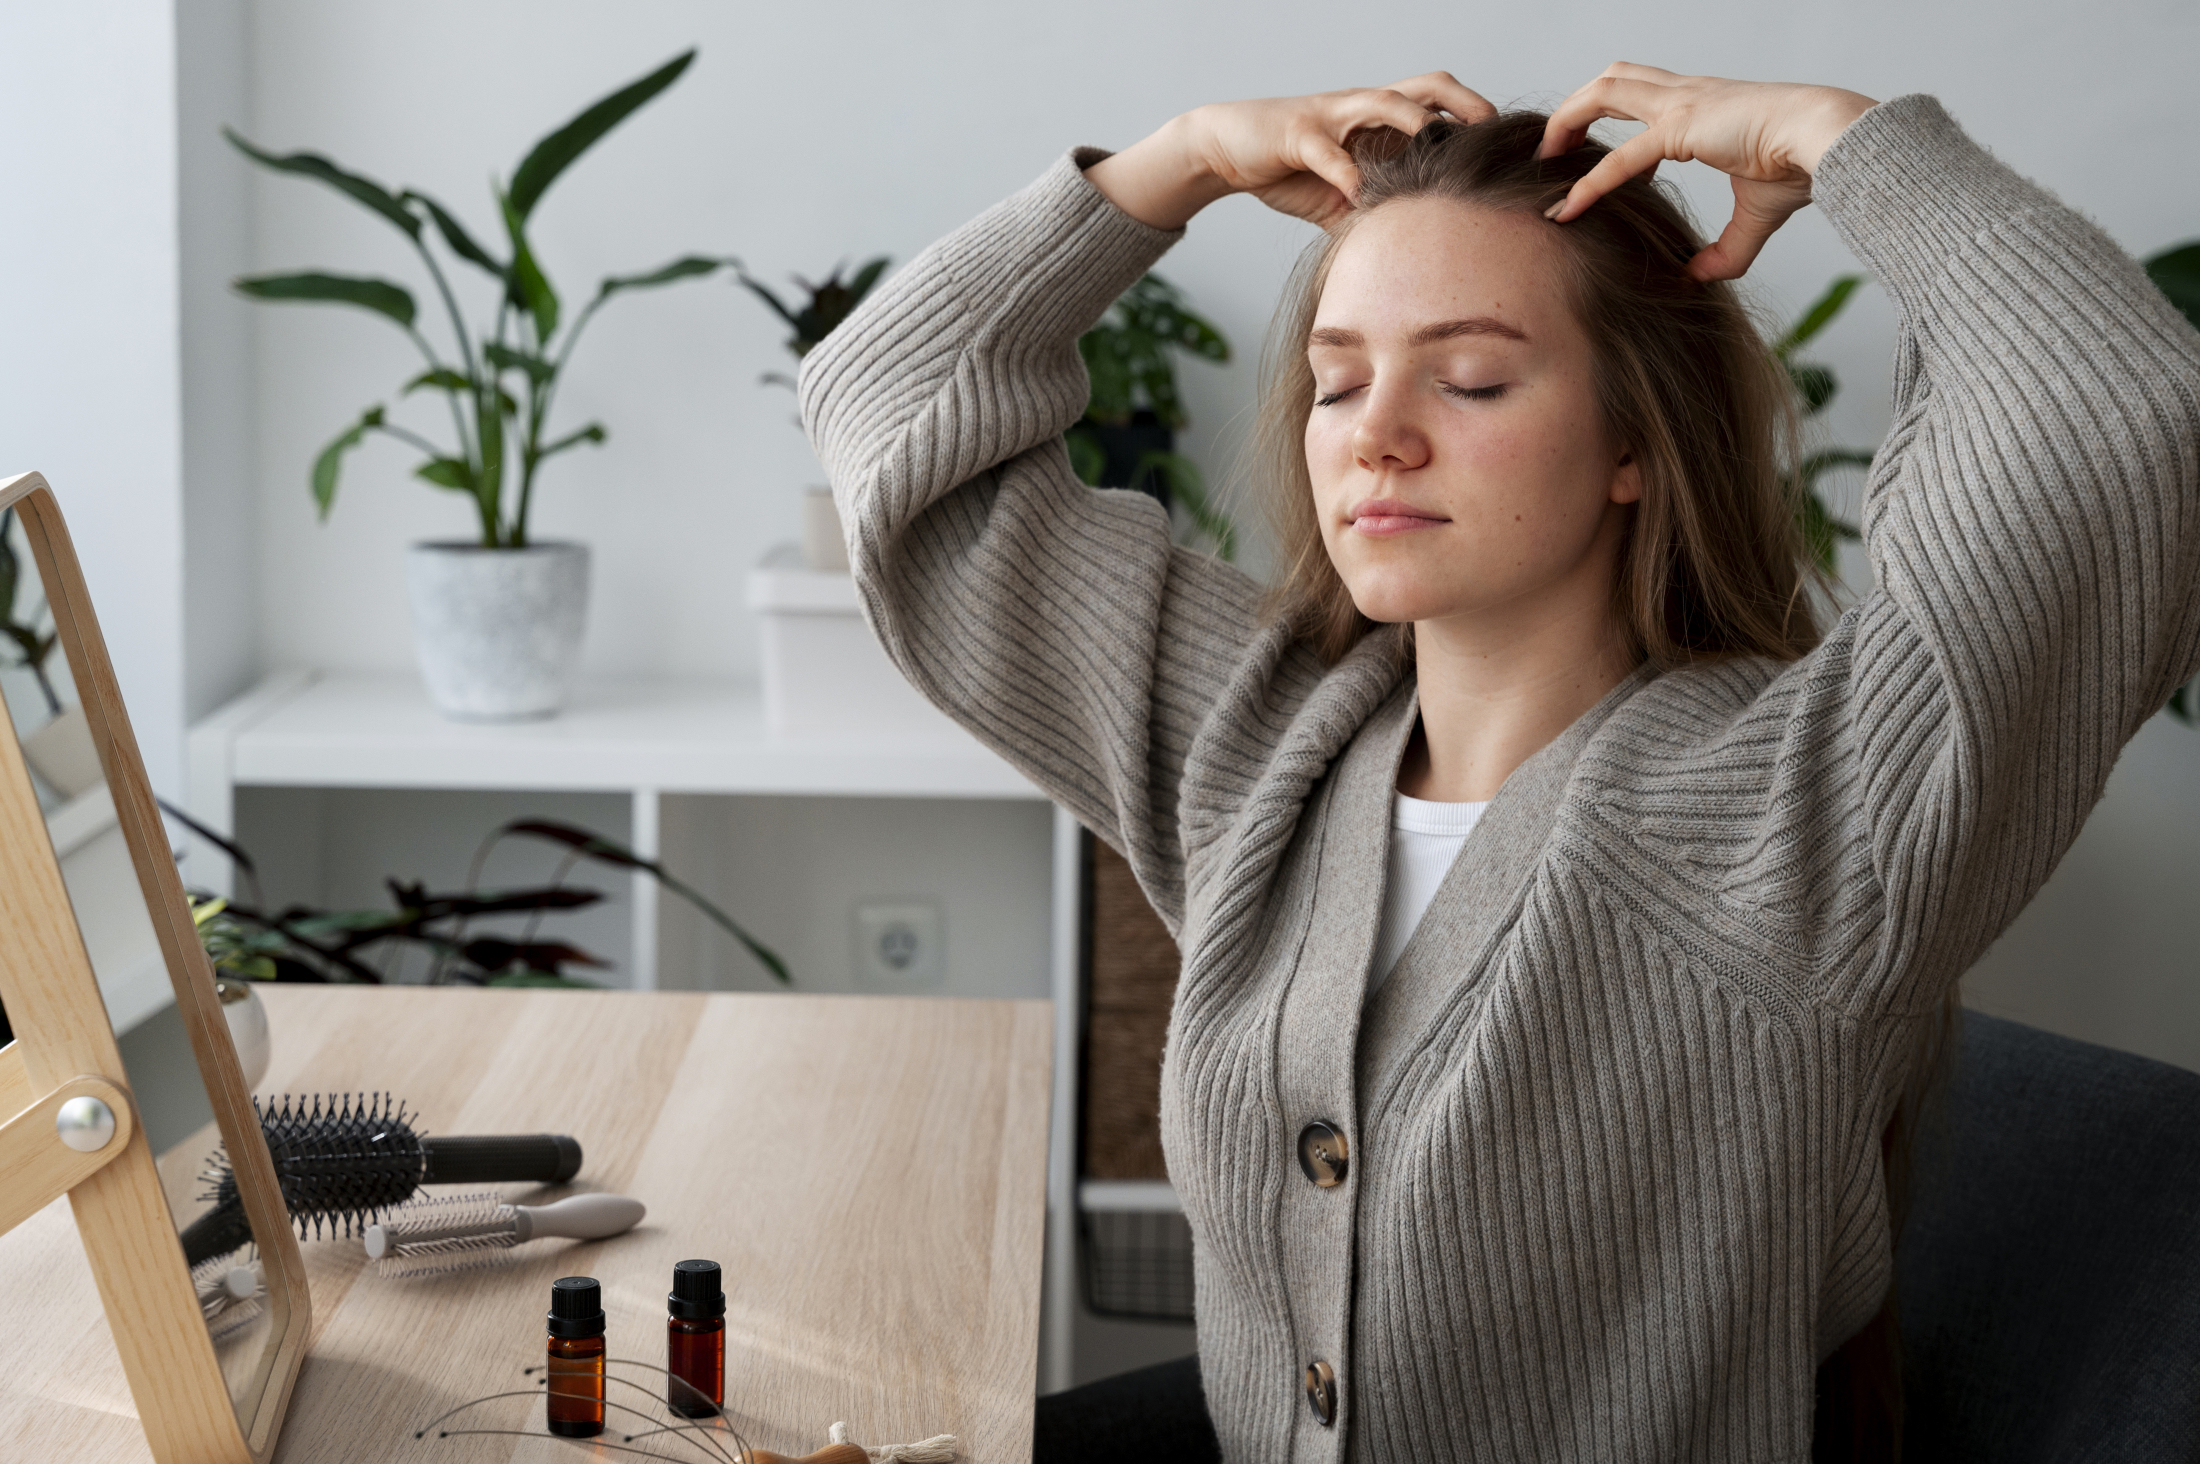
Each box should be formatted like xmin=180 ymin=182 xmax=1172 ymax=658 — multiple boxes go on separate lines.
xmin=1304 ymin=1359 xmax=1337 ymax=1426
xmin=1297 ymin=1120 xmax=1348 ymax=1188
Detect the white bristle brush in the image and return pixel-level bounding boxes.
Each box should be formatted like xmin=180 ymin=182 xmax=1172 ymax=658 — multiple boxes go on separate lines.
xmin=193 ymin=1254 xmax=266 ymax=1341
xmin=362 ymin=1191 xmax=646 ymax=1277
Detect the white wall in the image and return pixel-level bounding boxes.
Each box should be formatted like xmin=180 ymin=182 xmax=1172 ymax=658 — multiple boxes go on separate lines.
xmin=214 ymin=2 xmax=2200 ymax=1062
xmin=0 ymin=3 xmax=186 ymax=796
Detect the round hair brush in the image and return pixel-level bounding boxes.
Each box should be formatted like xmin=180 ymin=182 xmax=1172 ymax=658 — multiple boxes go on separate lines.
xmin=363 ymin=1191 xmax=646 ymax=1277
xmin=181 ymin=1093 xmax=584 ymax=1266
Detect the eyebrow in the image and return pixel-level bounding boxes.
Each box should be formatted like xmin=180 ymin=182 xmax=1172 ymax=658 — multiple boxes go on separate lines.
xmin=1307 ymin=316 xmax=1529 ymax=349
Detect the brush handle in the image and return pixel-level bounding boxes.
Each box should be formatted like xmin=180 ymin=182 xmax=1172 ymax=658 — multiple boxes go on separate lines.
xmin=751 ymin=1449 xmax=868 ymax=1464
xmin=419 ymin=1133 xmax=581 ymax=1185
xmin=509 ymin=1193 xmax=646 ymax=1243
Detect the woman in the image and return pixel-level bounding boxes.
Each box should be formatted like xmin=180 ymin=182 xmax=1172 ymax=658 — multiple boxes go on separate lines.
xmin=801 ymin=66 xmax=2200 ymax=1462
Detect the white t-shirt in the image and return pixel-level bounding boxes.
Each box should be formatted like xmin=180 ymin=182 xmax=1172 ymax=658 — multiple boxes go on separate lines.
xmin=1368 ymin=791 xmax=1490 ymax=994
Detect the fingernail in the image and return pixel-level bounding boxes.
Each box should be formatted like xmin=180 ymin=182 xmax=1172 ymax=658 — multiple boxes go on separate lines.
xmin=1543 ymin=200 xmax=1566 ymax=221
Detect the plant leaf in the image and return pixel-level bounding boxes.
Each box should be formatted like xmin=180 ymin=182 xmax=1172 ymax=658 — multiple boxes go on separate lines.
xmin=484 ymin=342 xmax=556 ymax=383
xmin=597 ymin=254 xmax=726 ymax=302
xmin=404 ymin=368 xmax=472 ymax=396
xmin=507 ymin=49 xmax=696 ymax=220
xmin=494 ymin=819 xmax=791 ymax=984
xmin=735 ymin=272 xmax=805 ymax=333
xmin=1787 ymin=362 xmax=1837 ymax=417
xmin=498 ymin=195 xmax=560 ymax=342
xmin=310 ymin=405 xmax=384 ymax=517
xmin=235 ymin=271 xmax=417 ymax=329
xmin=537 ymin=423 xmax=607 ymax=458
xmin=1065 ymin=426 xmax=1107 ymax=487
xmin=1774 ymin=274 xmax=1862 ymax=358
xmin=1139 ymin=450 xmax=1236 ymax=561
xmin=401 ymin=189 xmax=502 ymax=274
xmin=414 ymin=458 xmax=474 ymax=491
xmin=2169 ymin=680 xmax=2194 ymax=724
xmin=224 ymin=129 xmax=422 ymax=239
xmin=2144 ymin=242 xmax=2200 ymax=332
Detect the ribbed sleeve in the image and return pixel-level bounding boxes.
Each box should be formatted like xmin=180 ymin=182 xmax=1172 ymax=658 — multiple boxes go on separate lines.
xmin=799 ymin=152 xmax=1307 ymax=925
xmin=1812 ymin=94 xmax=2200 ymax=1006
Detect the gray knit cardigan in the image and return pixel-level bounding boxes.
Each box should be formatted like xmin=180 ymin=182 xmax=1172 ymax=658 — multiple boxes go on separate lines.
xmin=801 ymin=96 xmax=2200 ymax=1463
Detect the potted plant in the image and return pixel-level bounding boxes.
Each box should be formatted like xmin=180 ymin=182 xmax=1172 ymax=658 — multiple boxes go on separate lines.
xmin=1067 ymin=273 xmax=1238 ymax=559
xmin=739 ymin=258 xmax=890 ymax=571
xmin=229 ymin=49 xmax=736 ymax=721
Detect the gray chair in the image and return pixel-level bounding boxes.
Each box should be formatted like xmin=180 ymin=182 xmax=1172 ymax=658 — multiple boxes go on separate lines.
xmin=1898 ymin=1010 xmax=2200 ymax=1461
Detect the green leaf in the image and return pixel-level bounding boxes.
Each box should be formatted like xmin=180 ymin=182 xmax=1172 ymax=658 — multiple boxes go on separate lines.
xmin=1065 ymin=426 xmax=1106 ymax=486
xmin=537 ymin=423 xmax=607 ymax=458
xmin=484 ymin=342 xmax=556 ymax=383
xmin=1774 ymin=274 xmax=1862 ymax=358
xmin=1787 ymin=362 xmax=1837 ymax=416
xmin=2169 ymin=680 xmax=2194 ymax=724
xmin=310 ymin=405 xmax=385 ymax=518
xmin=596 ymin=254 xmax=726 ymax=302
xmin=493 ymin=818 xmax=791 ymax=984
xmin=235 ymin=271 xmax=417 ymax=328
xmin=2144 ymin=242 xmax=2200 ymax=332
xmin=224 ymin=129 xmax=421 ymax=239
xmin=499 ymin=194 xmax=560 ymax=342
xmin=1139 ymin=450 xmax=1237 ymax=561
xmin=736 ymin=255 xmax=891 ymax=358
xmin=404 ymin=368 xmax=472 ymax=396
xmin=1076 ymin=272 xmax=1229 ymax=429
xmin=414 ymin=458 xmax=473 ymax=491
xmin=507 ymin=49 xmax=696 ymax=221
xmin=401 ymin=189 xmax=502 ymax=275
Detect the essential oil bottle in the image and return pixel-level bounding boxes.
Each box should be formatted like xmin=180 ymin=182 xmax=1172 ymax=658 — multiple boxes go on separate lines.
xmin=666 ymin=1259 xmax=726 ymax=1417
xmin=545 ymin=1275 xmax=607 ymax=1437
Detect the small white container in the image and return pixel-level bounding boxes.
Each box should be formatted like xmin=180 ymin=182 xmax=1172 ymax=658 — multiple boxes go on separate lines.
xmin=746 ymin=545 xmax=961 ymax=738
xmin=405 ymin=541 xmax=589 ymax=722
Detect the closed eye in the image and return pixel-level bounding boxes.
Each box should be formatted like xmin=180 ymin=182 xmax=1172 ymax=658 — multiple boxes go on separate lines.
xmin=1441 ymin=382 xmax=1508 ymax=402
xmin=1314 ymin=386 xmax=1360 ymax=408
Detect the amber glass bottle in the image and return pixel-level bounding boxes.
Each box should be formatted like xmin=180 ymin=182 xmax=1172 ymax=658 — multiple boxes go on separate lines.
xmin=666 ymin=1259 xmax=726 ymax=1417
xmin=546 ymin=1276 xmax=607 ymax=1437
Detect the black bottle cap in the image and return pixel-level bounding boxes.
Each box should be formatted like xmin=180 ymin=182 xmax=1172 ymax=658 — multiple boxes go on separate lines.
xmin=547 ymin=1275 xmax=606 ymax=1338
xmin=668 ymin=1259 xmax=726 ymax=1321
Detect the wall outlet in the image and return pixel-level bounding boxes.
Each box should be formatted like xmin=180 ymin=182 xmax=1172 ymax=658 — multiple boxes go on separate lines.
xmin=854 ymin=900 xmax=944 ymax=987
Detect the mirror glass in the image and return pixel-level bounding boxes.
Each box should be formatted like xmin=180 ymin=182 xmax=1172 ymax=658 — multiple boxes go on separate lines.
xmin=0 ymin=506 xmax=282 ymax=1415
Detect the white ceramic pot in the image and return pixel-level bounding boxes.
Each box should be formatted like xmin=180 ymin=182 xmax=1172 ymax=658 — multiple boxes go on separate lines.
xmin=801 ymin=486 xmax=850 ymax=573
xmin=216 ymin=978 xmax=270 ymax=1092
xmin=404 ymin=541 xmax=590 ymax=722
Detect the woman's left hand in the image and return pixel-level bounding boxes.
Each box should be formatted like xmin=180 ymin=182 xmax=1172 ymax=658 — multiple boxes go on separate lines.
xmin=1538 ymin=65 xmax=1877 ymax=281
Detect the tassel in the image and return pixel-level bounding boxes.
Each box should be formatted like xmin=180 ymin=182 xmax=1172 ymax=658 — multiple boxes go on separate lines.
xmin=828 ymin=1420 xmax=961 ymax=1462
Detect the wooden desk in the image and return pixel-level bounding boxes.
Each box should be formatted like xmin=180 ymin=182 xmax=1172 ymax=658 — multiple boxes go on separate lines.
xmin=0 ymin=987 xmax=1052 ymax=1462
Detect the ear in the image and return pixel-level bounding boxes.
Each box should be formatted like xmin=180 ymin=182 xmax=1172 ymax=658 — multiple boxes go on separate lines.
xmin=1609 ymin=449 xmax=1643 ymax=506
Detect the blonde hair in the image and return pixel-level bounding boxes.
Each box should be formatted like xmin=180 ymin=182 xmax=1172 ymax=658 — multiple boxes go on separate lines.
xmin=1254 ymin=112 xmax=1823 ymax=668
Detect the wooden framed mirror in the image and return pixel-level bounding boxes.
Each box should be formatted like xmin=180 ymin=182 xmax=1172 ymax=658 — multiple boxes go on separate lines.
xmin=0 ymin=471 xmax=309 ymax=1461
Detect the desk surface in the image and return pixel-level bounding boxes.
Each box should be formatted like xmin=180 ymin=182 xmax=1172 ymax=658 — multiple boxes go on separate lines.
xmin=1 ymin=986 xmax=1053 ymax=1463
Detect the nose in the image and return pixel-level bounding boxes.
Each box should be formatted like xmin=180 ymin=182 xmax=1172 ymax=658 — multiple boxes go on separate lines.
xmin=1349 ymin=380 xmax=1431 ymax=476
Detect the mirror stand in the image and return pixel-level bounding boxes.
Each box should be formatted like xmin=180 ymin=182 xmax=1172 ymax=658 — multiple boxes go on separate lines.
xmin=0 ymin=471 xmax=309 ymax=1463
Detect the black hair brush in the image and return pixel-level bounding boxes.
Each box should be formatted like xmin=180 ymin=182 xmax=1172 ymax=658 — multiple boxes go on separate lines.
xmin=182 ymin=1093 xmax=582 ymax=1266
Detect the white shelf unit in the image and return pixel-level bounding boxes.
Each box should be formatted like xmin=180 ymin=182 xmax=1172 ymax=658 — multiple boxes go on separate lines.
xmin=184 ymin=668 xmax=1088 ymax=1390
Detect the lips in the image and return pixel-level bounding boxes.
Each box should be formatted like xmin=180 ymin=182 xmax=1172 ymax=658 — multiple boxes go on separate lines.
xmin=1346 ymin=497 xmax=1450 ymax=537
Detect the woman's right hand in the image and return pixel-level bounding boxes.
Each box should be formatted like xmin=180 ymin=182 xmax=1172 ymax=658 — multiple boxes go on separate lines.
xmin=1087 ymin=74 xmax=1496 ymax=232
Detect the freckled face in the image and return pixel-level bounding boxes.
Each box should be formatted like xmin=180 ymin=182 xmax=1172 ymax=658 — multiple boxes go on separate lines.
xmin=1304 ymin=198 xmax=1638 ymax=627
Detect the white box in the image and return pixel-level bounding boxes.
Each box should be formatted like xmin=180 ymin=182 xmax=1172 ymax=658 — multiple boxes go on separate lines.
xmin=746 ymin=545 xmax=964 ymax=738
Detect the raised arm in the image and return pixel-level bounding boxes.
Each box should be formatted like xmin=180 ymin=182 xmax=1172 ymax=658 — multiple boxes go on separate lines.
xmin=799 ymin=76 xmax=1491 ymax=924
xmin=1550 ymin=69 xmax=2200 ymax=1000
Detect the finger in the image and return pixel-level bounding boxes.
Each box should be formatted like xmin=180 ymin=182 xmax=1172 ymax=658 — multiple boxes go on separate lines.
xmin=1598 ymin=60 xmax=1685 ymax=85
xmin=1297 ymin=129 xmax=1364 ymax=208
xmin=1384 ymin=71 xmax=1497 ymax=123
xmin=1536 ymin=74 xmax=1671 ymax=159
xmin=1686 ymin=188 xmax=1799 ymax=282
xmin=1333 ymin=86 xmax=1441 ymax=140
xmin=1544 ymin=124 xmax=1668 ymax=222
